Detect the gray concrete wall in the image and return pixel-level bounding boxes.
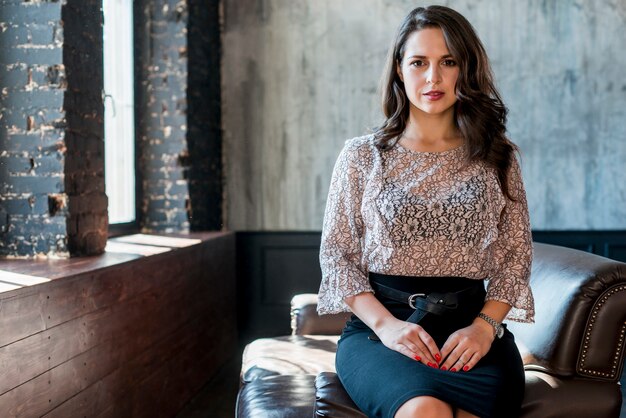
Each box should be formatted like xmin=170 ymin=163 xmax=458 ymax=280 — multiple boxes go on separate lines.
xmin=222 ymin=0 xmax=626 ymax=231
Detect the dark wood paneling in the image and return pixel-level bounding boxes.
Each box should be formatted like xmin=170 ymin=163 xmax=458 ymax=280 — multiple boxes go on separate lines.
xmin=608 ymin=244 xmax=626 ymax=263
xmin=237 ymin=232 xmax=322 ymax=342
xmin=237 ymin=231 xmax=626 ymax=341
xmin=262 ymin=246 xmax=323 ymax=305
xmin=0 ymin=232 xmax=236 ymax=417
xmin=532 ymin=230 xmax=626 ymax=262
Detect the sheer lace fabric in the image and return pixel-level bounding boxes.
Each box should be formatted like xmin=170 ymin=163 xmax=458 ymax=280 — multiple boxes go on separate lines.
xmin=318 ymin=135 xmax=534 ymax=323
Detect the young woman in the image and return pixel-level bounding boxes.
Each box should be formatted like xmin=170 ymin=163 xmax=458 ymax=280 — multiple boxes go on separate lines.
xmin=318 ymin=5 xmax=534 ymax=418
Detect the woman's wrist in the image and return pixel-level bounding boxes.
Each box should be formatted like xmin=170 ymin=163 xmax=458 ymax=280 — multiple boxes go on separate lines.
xmin=472 ymin=316 xmax=497 ymax=338
xmin=372 ymin=313 xmax=399 ymax=335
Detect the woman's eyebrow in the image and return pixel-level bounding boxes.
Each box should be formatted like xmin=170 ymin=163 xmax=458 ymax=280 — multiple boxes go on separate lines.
xmin=407 ymin=54 xmax=454 ymax=59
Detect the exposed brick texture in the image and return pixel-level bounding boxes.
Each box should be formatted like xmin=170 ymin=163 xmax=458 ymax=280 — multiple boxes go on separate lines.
xmin=135 ymin=0 xmax=222 ymax=233
xmin=135 ymin=0 xmax=191 ymax=233
xmin=0 ymin=0 xmax=107 ymax=257
xmin=62 ymin=0 xmax=108 ymax=255
xmin=1 ymin=0 xmax=222 ymax=256
xmin=0 ymin=0 xmax=68 ymax=257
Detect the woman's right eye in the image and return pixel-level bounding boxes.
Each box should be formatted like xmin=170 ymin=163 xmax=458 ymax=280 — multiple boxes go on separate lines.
xmin=411 ymin=60 xmax=425 ymax=67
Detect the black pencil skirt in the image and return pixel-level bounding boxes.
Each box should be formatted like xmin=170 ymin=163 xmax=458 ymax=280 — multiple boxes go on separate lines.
xmin=335 ymin=273 xmax=524 ymax=418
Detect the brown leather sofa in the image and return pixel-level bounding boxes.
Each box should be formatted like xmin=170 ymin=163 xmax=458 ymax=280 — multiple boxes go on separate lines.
xmin=236 ymin=243 xmax=626 ymax=417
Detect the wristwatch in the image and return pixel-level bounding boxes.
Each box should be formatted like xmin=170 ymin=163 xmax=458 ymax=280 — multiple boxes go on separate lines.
xmin=477 ymin=312 xmax=504 ymax=339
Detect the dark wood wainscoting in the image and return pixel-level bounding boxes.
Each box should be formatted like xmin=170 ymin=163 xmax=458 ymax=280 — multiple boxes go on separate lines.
xmin=531 ymin=230 xmax=626 ymax=261
xmin=0 ymin=232 xmax=235 ymax=417
xmin=236 ymin=232 xmax=323 ymax=343
xmin=236 ymin=230 xmax=626 ymax=342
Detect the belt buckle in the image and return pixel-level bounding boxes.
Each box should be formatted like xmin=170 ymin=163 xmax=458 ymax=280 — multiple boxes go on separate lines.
xmin=408 ymin=293 xmax=426 ymax=309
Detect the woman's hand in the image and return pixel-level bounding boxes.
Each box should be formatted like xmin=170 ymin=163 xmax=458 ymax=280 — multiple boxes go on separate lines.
xmin=438 ymin=319 xmax=495 ymax=372
xmin=375 ymin=316 xmax=441 ymax=367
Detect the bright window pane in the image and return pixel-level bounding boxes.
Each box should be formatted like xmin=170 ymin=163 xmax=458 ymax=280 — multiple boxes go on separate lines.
xmin=103 ymin=0 xmax=135 ymax=224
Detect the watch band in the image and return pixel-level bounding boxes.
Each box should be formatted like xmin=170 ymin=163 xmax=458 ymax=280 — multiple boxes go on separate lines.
xmin=477 ymin=312 xmax=504 ymax=338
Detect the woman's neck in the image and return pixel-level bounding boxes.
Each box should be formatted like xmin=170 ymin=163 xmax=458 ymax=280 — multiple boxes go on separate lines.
xmin=401 ymin=110 xmax=462 ymax=152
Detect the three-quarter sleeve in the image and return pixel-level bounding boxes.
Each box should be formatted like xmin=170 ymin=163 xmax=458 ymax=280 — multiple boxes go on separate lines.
xmin=485 ymin=155 xmax=535 ymax=323
xmin=317 ymin=139 xmax=373 ymax=315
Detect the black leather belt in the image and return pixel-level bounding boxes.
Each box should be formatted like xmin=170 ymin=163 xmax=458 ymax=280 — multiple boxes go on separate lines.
xmin=367 ymin=279 xmax=483 ymax=341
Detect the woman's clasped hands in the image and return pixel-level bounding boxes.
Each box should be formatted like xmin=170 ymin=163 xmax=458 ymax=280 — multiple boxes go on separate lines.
xmin=375 ymin=317 xmax=495 ymax=372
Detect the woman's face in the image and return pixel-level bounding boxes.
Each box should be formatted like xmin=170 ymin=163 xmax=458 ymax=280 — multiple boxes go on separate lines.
xmin=397 ymin=28 xmax=460 ymax=118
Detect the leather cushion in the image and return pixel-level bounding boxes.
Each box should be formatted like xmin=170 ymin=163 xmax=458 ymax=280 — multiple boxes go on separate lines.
xmin=240 ymin=335 xmax=338 ymax=384
xmin=520 ymin=370 xmax=622 ymax=418
xmin=236 ymin=375 xmax=316 ymax=418
xmin=313 ymin=370 xmax=622 ymax=418
xmin=291 ymin=293 xmax=351 ymax=335
xmin=314 ymin=372 xmax=366 ymax=418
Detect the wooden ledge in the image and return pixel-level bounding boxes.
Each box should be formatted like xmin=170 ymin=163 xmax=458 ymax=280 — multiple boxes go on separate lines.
xmin=0 ymin=231 xmax=236 ymax=416
xmin=0 ymin=231 xmax=233 ymax=296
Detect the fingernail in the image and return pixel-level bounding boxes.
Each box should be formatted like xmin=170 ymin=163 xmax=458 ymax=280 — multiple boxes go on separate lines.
xmin=441 ymin=366 xmax=447 ymax=371
xmin=463 ymin=366 xmax=469 ymax=372
xmin=450 ymin=368 xmax=457 ymax=372
xmin=427 ymin=362 xmax=434 ymax=367
xmin=414 ymin=355 xmax=421 ymax=361
xmin=435 ymin=353 xmax=441 ymax=362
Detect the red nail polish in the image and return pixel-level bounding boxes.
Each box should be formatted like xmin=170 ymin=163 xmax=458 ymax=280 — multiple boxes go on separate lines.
xmin=435 ymin=353 xmax=441 ymax=362
xmin=427 ymin=362 xmax=434 ymax=367
xmin=441 ymin=366 xmax=447 ymax=371
xmin=463 ymin=366 xmax=469 ymax=372
xmin=450 ymin=368 xmax=457 ymax=372
xmin=414 ymin=355 xmax=421 ymax=361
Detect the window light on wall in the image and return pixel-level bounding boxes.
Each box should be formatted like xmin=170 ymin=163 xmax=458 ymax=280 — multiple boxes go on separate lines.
xmin=103 ymin=0 xmax=135 ymax=225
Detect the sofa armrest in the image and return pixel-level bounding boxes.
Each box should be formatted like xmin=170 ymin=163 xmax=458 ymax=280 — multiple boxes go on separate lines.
xmin=290 ymin=294 xmax=351 ymax=336
xmin=508 ymin=243 xmax=626 ymax=382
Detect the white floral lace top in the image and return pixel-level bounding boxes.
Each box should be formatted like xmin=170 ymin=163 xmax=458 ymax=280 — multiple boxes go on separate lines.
xmin=318 ymin=134 xmax=534 ymax=323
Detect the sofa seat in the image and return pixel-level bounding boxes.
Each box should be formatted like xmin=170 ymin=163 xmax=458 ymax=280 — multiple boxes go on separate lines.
xmin=236 ymin=374 xmax=317 ymax=418
xmin=239 ymin=337 xmax=623 ymax=418
xmin=314 ymin=370 xmax=623 ymax=418
xmin=240 ymin=335 xmax=339 ymax=384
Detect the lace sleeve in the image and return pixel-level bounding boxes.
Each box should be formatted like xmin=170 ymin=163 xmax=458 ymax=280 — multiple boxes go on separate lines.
xmin=317 ymin=139 xmax=373 ymax=315
xmin=485 ymin=155 xmax=535 ymax=323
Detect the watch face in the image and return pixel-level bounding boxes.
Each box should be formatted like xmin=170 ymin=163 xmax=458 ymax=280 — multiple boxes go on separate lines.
xmin=496 ymin=326 xmax=505 ymax=339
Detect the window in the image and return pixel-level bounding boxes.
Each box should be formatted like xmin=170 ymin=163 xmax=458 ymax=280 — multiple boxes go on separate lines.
xmin=103 ymin=0 xmax=136 ymax=227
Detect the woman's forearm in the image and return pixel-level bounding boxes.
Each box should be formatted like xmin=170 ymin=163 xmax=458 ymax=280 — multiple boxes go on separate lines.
xmin=344 ymin=292 xmax=397 ymax=334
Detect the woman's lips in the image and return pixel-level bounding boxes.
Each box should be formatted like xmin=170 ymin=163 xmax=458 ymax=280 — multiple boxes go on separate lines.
xmin=423 ymin=91 xmax=444 ymax=101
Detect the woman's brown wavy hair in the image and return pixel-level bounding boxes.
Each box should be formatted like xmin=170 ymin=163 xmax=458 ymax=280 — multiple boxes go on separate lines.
xmin=374 ymin=5 xmax=518 ymax=200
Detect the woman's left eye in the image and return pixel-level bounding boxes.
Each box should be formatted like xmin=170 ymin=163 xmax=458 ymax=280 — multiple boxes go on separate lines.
xmin=442 ymin=59 xmax=457 ymax=66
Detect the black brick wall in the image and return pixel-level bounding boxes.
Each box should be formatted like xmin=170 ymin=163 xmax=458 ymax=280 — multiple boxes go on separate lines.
xmin=135 ymin=0 xmax=222 ymax=233
xmin=62 ymin=0 xmax=108 ymax=255
xmin=0 ymin=0 xmax=107 ymax=257
xmin=1 ymin=0 xmax=222 ymax=256
xmin=135 ymin=0 xmax=191 ymax=232
xmin=0 ymin=0 xmax=68 ymax=257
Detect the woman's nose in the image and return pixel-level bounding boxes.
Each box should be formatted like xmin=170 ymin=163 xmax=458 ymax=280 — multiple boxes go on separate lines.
xmin=426 ymin=66 xmax=441 ymax=85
